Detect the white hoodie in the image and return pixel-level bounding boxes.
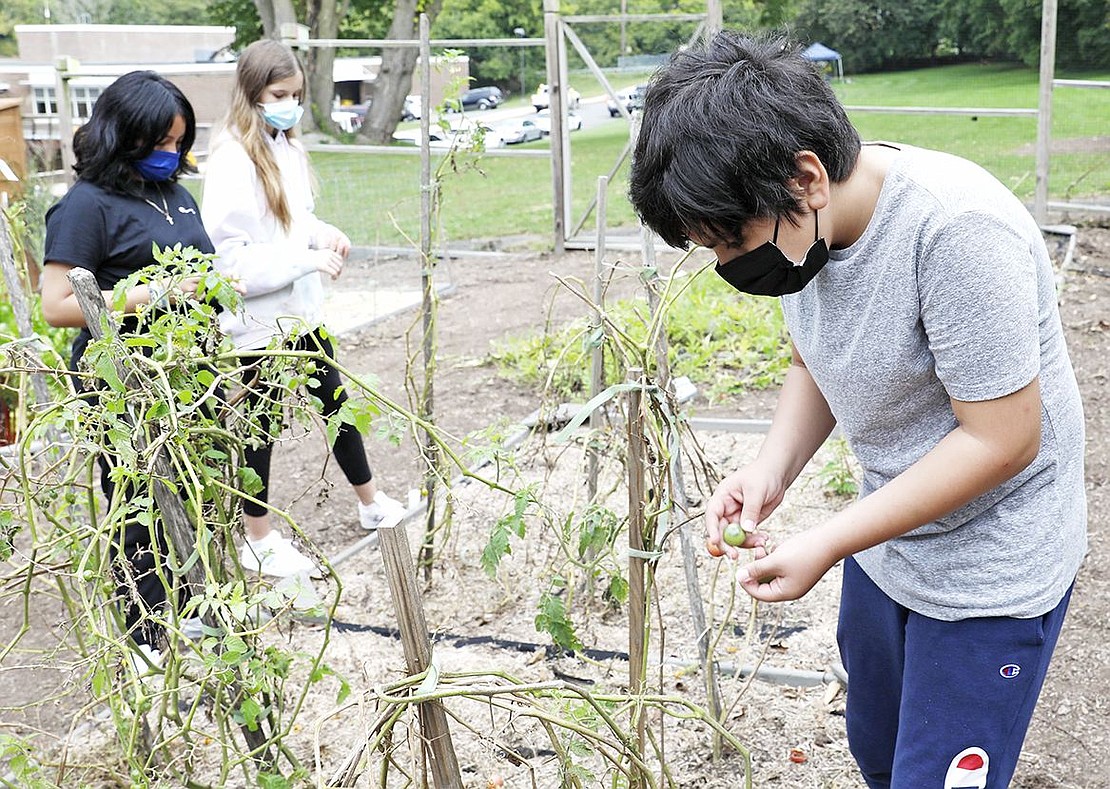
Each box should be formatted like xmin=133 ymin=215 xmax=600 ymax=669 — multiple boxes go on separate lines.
xmin=202 ymin=129 xmax=335 ymax=350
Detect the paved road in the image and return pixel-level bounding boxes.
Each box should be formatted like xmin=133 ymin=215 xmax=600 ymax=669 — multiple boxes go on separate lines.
xmin=431 ymin=83 xmax=642 ymax=136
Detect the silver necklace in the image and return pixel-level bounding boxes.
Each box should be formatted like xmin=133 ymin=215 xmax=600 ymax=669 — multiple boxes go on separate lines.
xmin=144 ymin=185 xmax=174 ymax=225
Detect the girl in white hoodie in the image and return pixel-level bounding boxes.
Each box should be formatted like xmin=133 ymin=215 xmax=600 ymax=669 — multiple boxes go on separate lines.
xmin=202 ymin=40 xmax=403 ymax=577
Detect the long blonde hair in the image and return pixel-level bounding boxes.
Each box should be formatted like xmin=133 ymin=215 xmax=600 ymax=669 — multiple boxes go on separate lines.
xmin=224 ymin=39 xmax=304 ymax=232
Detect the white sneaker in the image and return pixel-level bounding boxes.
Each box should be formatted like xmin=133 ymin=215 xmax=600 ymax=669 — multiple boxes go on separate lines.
xmin=358 ymin=492 xmax=406 ymax=531
xmin=240 ymin=532 xmax=315 ymax=577
xmin=181 ymin=616 xmax=207 ymax=641
xmin=275 ymin=571 xmax=323 ymax=613
xmin=129 ymin=643 xmax=163 ymax=676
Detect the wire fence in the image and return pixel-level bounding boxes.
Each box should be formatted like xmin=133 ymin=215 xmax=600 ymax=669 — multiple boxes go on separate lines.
xmin=1046 ymin=80 xmax=1110 ymax=213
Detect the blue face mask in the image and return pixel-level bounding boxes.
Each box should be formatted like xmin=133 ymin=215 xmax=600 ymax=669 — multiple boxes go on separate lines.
xmin=259 ymin=99 xmax=304 ymax=131
xmin=134 ymin=149 xmax=180 ymax=182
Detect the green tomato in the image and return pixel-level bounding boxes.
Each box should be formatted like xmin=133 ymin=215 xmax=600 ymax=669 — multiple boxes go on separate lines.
xmin=722 ymin=521 xmax=745 ymax=547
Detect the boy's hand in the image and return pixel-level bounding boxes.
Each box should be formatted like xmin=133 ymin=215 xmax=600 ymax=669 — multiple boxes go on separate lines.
xmin=704 ymin=463 xmax=786 ymax=560
xmin=738 ymin=531 xmax=838 ymax=603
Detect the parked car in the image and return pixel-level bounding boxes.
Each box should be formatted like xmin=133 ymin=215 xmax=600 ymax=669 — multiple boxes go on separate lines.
xmin=331 ymin=102 xmax=369 ymax=133
xmin=445 ymin=85 xmax=504 ymax=112
xmin=331 ymin=109 xmax=361 ymax=133
xmin=530 ymin=83 xmax=581 ymax=112
xmin=534 ymin=109 xmax=583 ymax=135
xmin=496 ymin=118 xmax=544 ymax=145
xmin=401 ymin=94 xmax=422 ymax=121
xmin=607 ymin=85 xmax=646 ymax=117
xmin=393 ymin=121 xmax=505 ymax=149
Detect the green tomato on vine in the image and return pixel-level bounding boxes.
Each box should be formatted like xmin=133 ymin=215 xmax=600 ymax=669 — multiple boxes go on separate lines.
xmin=722 ymin=521 xmax=746 ymax=547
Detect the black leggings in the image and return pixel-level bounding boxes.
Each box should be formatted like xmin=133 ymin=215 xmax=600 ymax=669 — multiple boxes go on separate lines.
xmin=98 ymin=456 xmax=172 ymax=648
xmin=93 ymin=383 xmax=226 ymax=649
xmin=74 ymin=332 xmax=175 ymax=649
xmin=241 ymin=329 xmax=372 ymax=518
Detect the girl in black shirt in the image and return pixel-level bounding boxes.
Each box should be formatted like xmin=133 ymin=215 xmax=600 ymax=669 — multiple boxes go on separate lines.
xmin=42 ymin=71 xmax=213 ymax=667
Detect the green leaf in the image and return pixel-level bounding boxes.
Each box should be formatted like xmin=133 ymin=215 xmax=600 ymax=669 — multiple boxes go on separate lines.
xmin=93 ymin=355 xmax=124 ymax=392
xmin=257 ymin=773 xmax=291 ymax=789
xmin=335 ymin=673 xmax=351 ymax=705
xmin=480 ymin=527 xmax=511 ymax=579
xmin=222 ymin=634 xmax=249 ymax=662
xmin=605 ymin=575 xmax=629 ymax=605
xmin=534 ymin=589 xmax=582 ymax=652
xmin=238 ymin=696 xmax=262 ymax=731
xmin=239 ymin=466 xmax=264 ymax=496
xmin=576 ymin=505 xmax=617 ymax=559
xmin=480 ymin=489 xmax=532 ymax=578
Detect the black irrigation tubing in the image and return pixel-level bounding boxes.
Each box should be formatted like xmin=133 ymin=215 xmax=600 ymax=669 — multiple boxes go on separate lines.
xmin=325 ymin=617 xmax=844 ymax=689
xmin=328 ymin=619 xmax=810 ymax=661
xmin=330 ymin=617 xmax=627 ymax=670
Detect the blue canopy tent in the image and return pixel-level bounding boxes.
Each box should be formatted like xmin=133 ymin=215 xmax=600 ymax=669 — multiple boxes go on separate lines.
xmin=802 ymin=42 xmax=844 ymax=81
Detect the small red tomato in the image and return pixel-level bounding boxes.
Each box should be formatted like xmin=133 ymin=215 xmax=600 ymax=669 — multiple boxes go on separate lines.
xmin=788 ymin=747 xmax=807 ymax=764
xmin=706 ymin=539 xmax=725 ymax=557
xmin=723 ymin=521 xmax=745 ymax=547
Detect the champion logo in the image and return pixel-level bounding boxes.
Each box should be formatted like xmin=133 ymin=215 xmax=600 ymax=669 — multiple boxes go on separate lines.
xmin=177 ymin=206 xmax=197 ymax=214
xmin=944 ymin=746 xmax=990 ymax=789
xmin=999 ymin=663 xmax=1021 ymax=679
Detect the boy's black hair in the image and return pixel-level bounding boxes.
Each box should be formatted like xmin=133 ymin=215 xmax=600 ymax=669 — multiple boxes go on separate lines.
xmin=72 ymin=71 xmax=197 ymax=195
xmin=629 ymin=32 xmax=861 ymax=250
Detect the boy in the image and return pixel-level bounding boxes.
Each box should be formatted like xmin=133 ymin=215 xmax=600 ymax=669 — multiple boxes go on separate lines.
xmin=629 ymin=32 xmax=1087 ymax=788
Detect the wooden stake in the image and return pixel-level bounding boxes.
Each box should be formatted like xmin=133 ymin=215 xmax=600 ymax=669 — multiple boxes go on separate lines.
xmin=625 ymin=366 xmax=647 ymax=785
xmin=638 ymin=221 xmax=723 ymax=725
xmin=587 ymin=175 xmax=607 ymax=503
xmin=377 ymin=524 xmax=463 ymax=788
xmin=416 ymin=12 xmax=441 ymax=580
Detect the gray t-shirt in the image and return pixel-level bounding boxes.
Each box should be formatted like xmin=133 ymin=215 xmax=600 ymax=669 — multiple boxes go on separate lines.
xmin=781 ymin=144 xmax=1086 ymax=621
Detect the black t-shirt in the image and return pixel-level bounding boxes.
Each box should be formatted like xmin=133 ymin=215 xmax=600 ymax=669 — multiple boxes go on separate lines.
xmin=43 ymin=179 xmax=215 ymax=363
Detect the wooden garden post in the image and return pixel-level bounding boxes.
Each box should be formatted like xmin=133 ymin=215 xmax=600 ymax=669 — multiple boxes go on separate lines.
xmin=377 ymin=522 xmax=463 ymax=788
xmin=416 ymin=12 xmax=441 ymax=580
xmin=543 ymin=0 xmax=568 ymax=253
xmin=639 ymin=225 xmax=723 ymax=725
xmin=1033 ymin=0 xmax=1058 ymax=224
xmin=587 ymin=176 xmax=607 ymax=503
xmin=625 ymin=366 xmax=648 ymax=785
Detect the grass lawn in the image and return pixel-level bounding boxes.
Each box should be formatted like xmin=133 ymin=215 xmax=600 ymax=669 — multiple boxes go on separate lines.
xmin=311 ymin=123 xmax=640 ymax=248
xmin=311 ymin=62 xmax=1110 ymax=248
xmin=834 ymin=62 xmax=1110 ymax=202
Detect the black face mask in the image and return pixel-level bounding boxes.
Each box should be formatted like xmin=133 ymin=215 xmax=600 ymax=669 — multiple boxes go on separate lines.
xmin=715 ymin=211 xmax=829 ymax=297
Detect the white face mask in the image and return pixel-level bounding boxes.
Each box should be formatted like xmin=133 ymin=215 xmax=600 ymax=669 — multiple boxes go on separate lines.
xmin=258 ymin=98 xmax=304 ymax=131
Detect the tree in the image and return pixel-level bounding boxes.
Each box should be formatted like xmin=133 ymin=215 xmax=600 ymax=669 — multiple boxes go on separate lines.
xmin=0 ymin=0 xmax=45 ymax=56
xmin=250 ymin=0 xmax=297 ymax=41
xmin=360 ymin=0 xmax=445 ymax=145
xmin=303 ymin=0 xmax=342 ymax=132
xmin=793 ymin=0 xmax=941 ymax=72
xmin=432 ymin=0 xmax=541 ymax=90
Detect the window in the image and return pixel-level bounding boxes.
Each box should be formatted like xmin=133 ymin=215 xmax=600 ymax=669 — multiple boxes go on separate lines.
xmin=32 ymin=86 xmax=57 ymax=115
xmin=71 ymin=86 xmax=102 ymax=120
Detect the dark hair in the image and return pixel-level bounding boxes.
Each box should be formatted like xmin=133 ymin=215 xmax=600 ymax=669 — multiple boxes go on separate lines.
xmin=72 ymin=71 xmax=197 ymax=194
xmin=629 ymin=32 xmax=861 ymax=250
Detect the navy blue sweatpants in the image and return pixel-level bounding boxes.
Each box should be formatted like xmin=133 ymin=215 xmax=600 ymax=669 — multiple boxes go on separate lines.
xmin=837 ymin=556 xmax=1072 ymax=789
